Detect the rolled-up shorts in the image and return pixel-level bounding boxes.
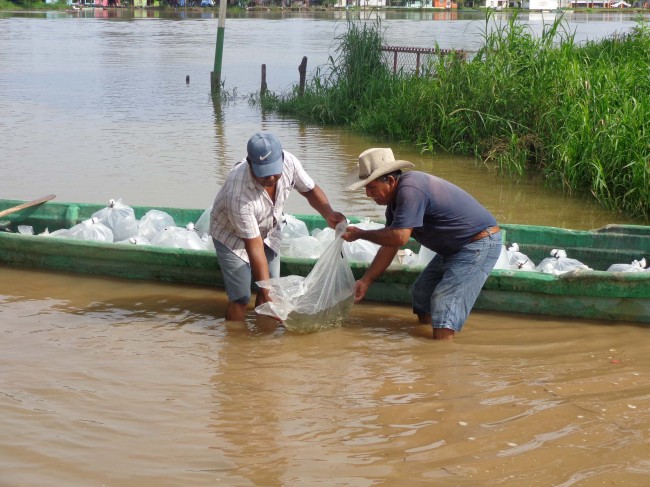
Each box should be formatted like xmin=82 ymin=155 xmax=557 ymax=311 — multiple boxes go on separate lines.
xmin=213 ymin=239 xmax=280 ymax=305
xmin=410 ymin=230 xmax=502 ymax=332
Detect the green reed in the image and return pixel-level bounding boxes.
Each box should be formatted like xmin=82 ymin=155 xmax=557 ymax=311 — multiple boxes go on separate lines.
xmin=260 ymin=19 xmax=392 ymax=125
xmin=261 ymin=16 xmax=650 ymax=219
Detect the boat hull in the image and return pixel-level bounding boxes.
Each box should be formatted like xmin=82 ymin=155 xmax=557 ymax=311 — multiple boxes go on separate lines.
xmin=1 ymin=199 xmax=648 ymax=323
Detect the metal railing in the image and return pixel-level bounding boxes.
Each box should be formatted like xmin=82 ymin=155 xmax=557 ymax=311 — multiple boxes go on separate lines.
xmin=381 ymin=46 xmax=468 ymax=76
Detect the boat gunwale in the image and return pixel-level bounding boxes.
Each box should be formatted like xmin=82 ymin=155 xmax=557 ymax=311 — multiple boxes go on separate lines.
xmin=1 ymin=218 xmax=649 ymax=299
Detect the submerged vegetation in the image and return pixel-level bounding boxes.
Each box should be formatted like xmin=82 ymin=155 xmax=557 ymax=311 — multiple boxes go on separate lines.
xmin=261 ymin=16 xmax=650 ymax=220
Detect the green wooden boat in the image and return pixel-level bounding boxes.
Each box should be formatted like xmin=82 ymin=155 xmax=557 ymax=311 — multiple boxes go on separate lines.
xmin=1 ymin=198 xmax=649 ymax=323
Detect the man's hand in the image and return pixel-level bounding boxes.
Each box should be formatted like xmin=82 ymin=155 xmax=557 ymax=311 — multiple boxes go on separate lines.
xmin=341 ymin=225 xmax=363 ymax=243
xmin=254 ymin=288 xmax=272 ymax=307
xmin=353 ymin=279 xmax=370 ymax=303
xmin=326 ymin=211 xmax=346 ymax=229
xmin=254 ymin=290 xmax=284 ymax=323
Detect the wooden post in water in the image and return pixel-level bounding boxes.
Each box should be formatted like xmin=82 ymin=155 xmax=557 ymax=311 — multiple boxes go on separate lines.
xmin=210 ymin=0 xmax=228 ymax=94
xmin=261 ymin=64 xmax=267 ymax=96
xmin=298 ymin=56 xmax=307 ymax=97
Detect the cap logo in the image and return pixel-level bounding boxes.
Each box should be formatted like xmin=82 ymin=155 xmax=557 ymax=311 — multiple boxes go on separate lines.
xmin=258 ymin=150 xmax=273 ymax=161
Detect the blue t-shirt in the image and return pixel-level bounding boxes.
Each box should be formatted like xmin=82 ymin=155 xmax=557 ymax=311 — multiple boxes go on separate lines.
xmin=386 ymin=171 xmax=497 ymax=257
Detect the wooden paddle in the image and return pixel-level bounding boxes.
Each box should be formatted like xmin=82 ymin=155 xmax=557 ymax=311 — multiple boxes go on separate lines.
xmin=0 ymin=194 xmax=56 ymax=219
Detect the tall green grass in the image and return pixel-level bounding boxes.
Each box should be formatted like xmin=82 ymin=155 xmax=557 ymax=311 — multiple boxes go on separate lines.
xmin=261 ymin=20 xmax=392 ymax=125
xmin=261 ymin=16 xmax=650 ymax=220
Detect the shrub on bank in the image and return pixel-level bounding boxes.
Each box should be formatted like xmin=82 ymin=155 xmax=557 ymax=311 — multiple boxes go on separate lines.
xmin=261 ymin=16 xmax=650 ymax=220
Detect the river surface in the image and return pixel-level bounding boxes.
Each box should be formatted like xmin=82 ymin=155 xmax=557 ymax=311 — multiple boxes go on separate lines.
xmin=1 ymin=10 xmax=649 ymax=487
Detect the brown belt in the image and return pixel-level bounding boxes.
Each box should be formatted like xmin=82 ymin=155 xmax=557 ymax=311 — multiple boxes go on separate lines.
xmin=471 ymin=226 xmax=500 ymax=242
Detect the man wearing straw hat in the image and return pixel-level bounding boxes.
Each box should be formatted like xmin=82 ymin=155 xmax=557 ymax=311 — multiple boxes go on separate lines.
xmin=342 ymin=148 xmax=501 ymax=340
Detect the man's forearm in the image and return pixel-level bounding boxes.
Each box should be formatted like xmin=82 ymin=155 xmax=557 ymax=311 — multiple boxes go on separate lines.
xmin=356 ymin=227 xmax=410 ymax=247
xmin=361 ymin=246 xmax=399 ymax=285
xmin=303 ymin=185 xmax=334 ymax=217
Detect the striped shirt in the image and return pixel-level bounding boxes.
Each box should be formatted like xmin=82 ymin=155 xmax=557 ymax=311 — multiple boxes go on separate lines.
xmin=208 ymin=151 xmax=315 ymax=263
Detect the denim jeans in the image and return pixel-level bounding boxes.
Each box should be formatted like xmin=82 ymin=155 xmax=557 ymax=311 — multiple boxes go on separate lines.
xmin=213 ymin=239 xmax=280 ymax=304
xmin=410 ymin=231 xmax=502 ymax=332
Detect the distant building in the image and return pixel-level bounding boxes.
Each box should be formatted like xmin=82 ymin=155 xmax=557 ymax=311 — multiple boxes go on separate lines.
xmin=334 ymin=0 xmax=386 ymax=6
xmin=333 ymin=0 xmax=457 ymax=6
xmin=522 ymin=0 xmax=558 ymax=8
xmin=484 ymin=0 xmax=507 ymax=7
xmin=570 ymin=0 xmax=609 ymax=5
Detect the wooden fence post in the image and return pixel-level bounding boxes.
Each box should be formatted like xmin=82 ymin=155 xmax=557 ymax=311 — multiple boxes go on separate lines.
xmin=261 ymin=64 xmax=267 ymax=96
xmin=298 ymin=56 xmax=307 ymax=97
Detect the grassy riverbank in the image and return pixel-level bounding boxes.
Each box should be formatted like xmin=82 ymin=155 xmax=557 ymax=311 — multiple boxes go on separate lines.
xmin=261 ymin=17 xmax=650 ymax=220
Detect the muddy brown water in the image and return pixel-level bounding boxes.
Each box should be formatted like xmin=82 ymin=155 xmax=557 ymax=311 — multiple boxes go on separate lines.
xmin=2 ymin=267 xmax=650 ymax=486
xmin=1 ymin=12 xmax=649 ymax=487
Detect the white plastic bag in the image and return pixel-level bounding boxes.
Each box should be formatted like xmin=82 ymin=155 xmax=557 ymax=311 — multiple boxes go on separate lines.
xmin=138 ymin=210 xmax=176 ymax=241
xmin=505 ymin=243 xmax=536 ymax=271
xmin=150 ymin=225 xmax=207 ymax=250
xmin=255 ymin=221 xmax=355 ymax=333
xmin=536 ymin=249 xmax=591 ymax=275
xmin=66 ymin=217 xmax=114 ymax=242
xmin=193 ymin=206 xmax=212 ymax=237
xmin=91 ymin=199 xmax=138 ymax=242
xmin=392 ymin=248 xmax=417 ymax=266
xmin=343 ymin=238 xmax=380 ymax=263
xmin=288 ymin=235 xmax=325 ymax=259
xmin=116 ymin=236 xmax=151 ymax=246
xmin=607 ymin=258 xmax=647 ymax=273
xmin=342 ymin=219 xmax=383 ymax=262
xmin=312 ymin=226 xmax=335 ymax=245
xmin=280 ymin=214 xmax=310 ymax=256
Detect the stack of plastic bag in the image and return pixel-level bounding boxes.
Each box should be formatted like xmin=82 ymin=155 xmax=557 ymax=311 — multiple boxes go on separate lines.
xmin=283 ymin=217 xmax=432 ymax=266
xmin=255 ymin=221 xmax=355 ymax=334
xmin=280 ymin=216 xmax=383 ymax=262
xmin=607 ymin=258 xmax=647 ymax=273
xmin=150 ymin=223 xmax=208 ymax=250
xmin=91 ymin=199 xmax=138 ymax=242
xmin=535 ymin=249 xmax=591 ymax=275
xmin=49 ymin=217 xmax=114 ymax=242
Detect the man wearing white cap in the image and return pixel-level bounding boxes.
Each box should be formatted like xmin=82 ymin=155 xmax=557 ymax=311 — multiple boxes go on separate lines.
xmin=209 ymin=132 xmax=346 ymax=321
xmin=342 ymin=148 xmax=501 ymax=340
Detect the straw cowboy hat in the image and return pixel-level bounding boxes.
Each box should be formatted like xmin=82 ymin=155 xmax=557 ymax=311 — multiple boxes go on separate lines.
xmin=345 ymin=148 xmax=415 ymax=191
